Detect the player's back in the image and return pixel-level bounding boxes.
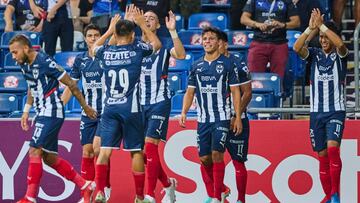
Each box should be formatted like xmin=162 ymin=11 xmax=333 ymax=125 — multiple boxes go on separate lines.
xmin=95 ymin=40 xmax=153 ymax=112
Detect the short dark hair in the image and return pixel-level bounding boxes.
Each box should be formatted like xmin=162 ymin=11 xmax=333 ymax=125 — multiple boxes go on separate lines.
xmin=9 ymin=34 xmax=32 ymax=48
xmin=115 ymin=19 xmax=135 ymax=36
xmin=218 ymin=30 xmax=228 ymax=42
xmin=202 ymin=26 xmax=222 ymax=39
xmin=84 ymin=24 xmax=101 ymax=36
xmin=323 ymin=21 xmax=341 ymax=36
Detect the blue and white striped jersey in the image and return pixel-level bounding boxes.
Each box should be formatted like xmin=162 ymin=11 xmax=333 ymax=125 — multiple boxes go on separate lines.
xmin=70 ymin=52 xmax=104 ymax=115
xmin=20 ymin=51 xmax=65 ymax=118
xmin=139 ymin=47 xmax=171 ymax=105
xmin=306 ymin=48 xmax=347 ymax=113
xmin=95 ymin=40 xmax=153 ymax=112
xmin=188 ymin=55 xmax=240 ymax=123
xmin=229 ymin=54 xmax=251 ymax=118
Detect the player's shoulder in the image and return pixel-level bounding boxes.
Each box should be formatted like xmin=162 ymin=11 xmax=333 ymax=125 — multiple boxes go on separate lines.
xmin=192 ymin=56 xmax=205 ymax=68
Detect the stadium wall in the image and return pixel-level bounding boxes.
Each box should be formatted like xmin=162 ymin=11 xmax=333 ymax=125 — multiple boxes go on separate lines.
xmin=0 ymin=119 xmax=360 ymax=203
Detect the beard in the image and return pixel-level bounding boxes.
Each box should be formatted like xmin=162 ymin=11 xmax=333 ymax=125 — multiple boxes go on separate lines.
xmin=18 ymin=54 xmax=30 ymax=65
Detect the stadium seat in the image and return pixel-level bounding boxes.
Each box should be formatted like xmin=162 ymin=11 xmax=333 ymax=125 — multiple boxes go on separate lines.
xmin=3 ymin=52 xmax=21 ymax=71
xmin=53 ymin=51 xmax=82 ymax=71
xmin=286 ymin=30 xmax=301 ymax=48
xmin=188 ymin=13 xmax=228 ymax=30
xmin=0 ymin=31 xmax=41 ymax=48
xmin=201 ymin=0 xmax=231 ymax=8
xmin=0 ymin=93 xmax=18 ymax=116
xmin=71 ymin=97 xmax=82 ymax=113
xmin=169 ymin=53 xmax=193 ymax=72
xmin=175 ymin=14 xmax=185 ymax=31
xmin=0 ymin=72 xmax=27 ymax=93
xmin=227 ymin=30 xmax=254 ymax=50
xmin=168 ymin=72 xmax=185 ymax=95
xmin=0 ymin=13 xmax=5 ymax=32
xmin=170 ymin=93 xmax=197 ymax=115
xmin=178 ymin=30 xmax=205 ymax=60
xmin=249 ymin=93 xmax=274 ymax=108
xmin=251 ymin=73 xmax=282 ymax=107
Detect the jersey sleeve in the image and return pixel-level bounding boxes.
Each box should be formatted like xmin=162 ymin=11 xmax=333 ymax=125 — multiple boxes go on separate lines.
xmin=69 ymin=55 xmax=82 ymax=81
xmin=228 ymin=61 xmax=240 ymax=87
xmin=242 ymin=0 xmax=255 ymax=14
xmin=135 ymin=40 xmax=154 ymax=57
xmin=303 ymin=47 xmax=315 ymax=62
xmin=94 ymin=45 xmax=106 ymax=59
xmin=237 ymin=60 xmax=251 ymax=85
xmin=187 ymin=65 xmax=196 ymax=89
xmin=44 ymin=57 xmax=66 ymax=81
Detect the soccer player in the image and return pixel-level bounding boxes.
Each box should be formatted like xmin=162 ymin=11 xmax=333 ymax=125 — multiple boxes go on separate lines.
xmin=293 ymin=9 xmax=348 ymax=203
xmin=179 ymin=27 xmax=243 ymax=203
xmin=61 ymin=24 xmax=112 ymax=202
xmin=218 ymin=30 xmax=252 ymax=203
xmin=139 ymin=10 xmax=186 ymax=203
xmin=91 ymin=8 xmax=161 ymax=203
xmin=9 ymin=34 xmax=98 ymax=203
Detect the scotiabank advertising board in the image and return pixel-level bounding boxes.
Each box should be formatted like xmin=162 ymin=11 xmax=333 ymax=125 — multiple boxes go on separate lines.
xmin=0 ymin=119 xmax=359 ymax=203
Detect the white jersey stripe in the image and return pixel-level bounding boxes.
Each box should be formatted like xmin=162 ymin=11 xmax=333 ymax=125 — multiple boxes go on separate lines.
xmin=216 ymin=75 xmax=226 ymax=120
xmin=150 ymin=55 xmax=159 ymax=104
xmin=333 ymin=62 xmax=341 ymax=111
xmin=54 ymin=90 xmax=63 ymax=118
xmin=310 ymin=84 xmax=313 ymax=112
xmin=323 ymin=79 xmax=329 ymax=112
xmin=207 ymin=88 xmax=215 ymax=122
xmin=313 ymin=64 xmax=319 ymax=112
xmin=131 ymin=83 xmax=139 ymax=113
xmin=196 ymin=75 xmax=206 ymax=123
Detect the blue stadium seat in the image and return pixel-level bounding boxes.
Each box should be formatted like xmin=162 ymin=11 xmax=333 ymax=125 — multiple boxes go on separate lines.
xmin=227 ymin=31 xmax=254 ymax=49
xmin=0 ymin=72 xmax=27 ymax=93
xmin=175 ymin=14 xmax=185 ymax=31
xmin=188 ymin=13 xmax=228 ymax=30
xmin=249 ymin=93 xmax=274 ymax=108
xmin=0 ymin=13 xmax=5 ymax=32
xmin=169 ymin=53 xmax=193 ymax=72
xmin=168 ymin=72 xmax=184 ymax=95
xmin=170 ymin=93 xmax=197 ymax=115
xmin=4 ymin=52 xmax=21 ymax=71
xmin=179 ymin=30 xmax=203 ymax=50
xmin=201 ymin=0 xmax=231 ymax=9
xmin=1 ymin=31 xmax=41 ymax=48
xmin=22 ymin=95 xmax=35 ymax=113
xmin=251 ymin=73 xmax=282 ymax=107
xmin=71 ymin=97 xmax=82 ymax=113
xmin=0 ymin=94 xmax=18 ymax=115
xmin=53 ymin=51 xmax=82 ymax=71
xmin=286 ymin=30 xmax=301 ymax=48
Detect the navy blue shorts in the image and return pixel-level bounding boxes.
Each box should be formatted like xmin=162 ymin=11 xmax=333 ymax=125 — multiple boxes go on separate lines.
xmin=226 ymin=118 xmax=250 ymax=162
xmin=142 ymin=100 xmax=171 ymax=141
xmin=310 ymin=111 xmax=346 ymax=152
xmin=197 ymin=121 xmax=230 ymax=157
xmin=100 ymin=105 xmax=144 ymax=151
xmin=29 ymin=116 xmax=64 ymax=154
xmin=80 ymin=115 xmax=101 ymax=146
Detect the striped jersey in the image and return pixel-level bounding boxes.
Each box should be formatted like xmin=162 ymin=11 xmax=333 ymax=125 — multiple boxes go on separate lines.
xmin=229 ymin=54 xmax=252 ymax=118
xmin=70 ymin=51 xmax=104 ymax=116
xmin=20 ymin=51 xmax=65 ymax=118
xmin=95 ymin=40 xmax=153 ymax=112
xmin=305 ymin=48 xmax=347 ymax=113
xmin=188 ymin=54 xmax=240 ymax=123
xmin=139 ymin=47 xmax=171 ymax=105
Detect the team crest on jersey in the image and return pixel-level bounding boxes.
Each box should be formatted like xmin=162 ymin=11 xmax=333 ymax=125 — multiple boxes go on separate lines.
xmin=32 ymin=69 xmax=39 ymax=79
xmin=330 ymin=53 xmax=337 ymax=61
xmin=277 ymin=1 xmax=284 ymax=10
xmin=216 ymin=64 xmax=224 ymax=74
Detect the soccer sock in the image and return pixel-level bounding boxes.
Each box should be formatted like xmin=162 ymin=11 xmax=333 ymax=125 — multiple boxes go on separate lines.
xmin=81 ymin=157 xmax=95 ymax=181
xmin=106 ymin=160 xmax=111 ymax=188
xmin=319 ymin=155 xmax=331 ymax=200
xmin=51 ymin=157 xmax=86 ymax=189
xmin=213 ymin=162 xmax=225 ymax=201
xmin=95 ymin=164 xmax=108 ymax=193
xmin=233 ymin=160 xmax=247 ymax=203
xmin=145 ymin=142 xmax=161 ymax=196
xmin=328 ymin=146 xmax=342 ymax=195
xmin=133 ymin=171 xmax=145 ymax=199
xmin=25 ymin=156 xmax=43 ymax=199
xmin=159 ymin=166 xmax=171 ymax=188
xmin=200 ymin=164 xmax=214 ymax=198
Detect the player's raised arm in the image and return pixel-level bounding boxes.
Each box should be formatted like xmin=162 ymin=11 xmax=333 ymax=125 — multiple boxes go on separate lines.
xmin=133 ymin=7 xmax=162 ymax=52
xmin=313 ymin=8 xmax=348 ymax=57
xmin=92 ymin=14 xmax=121 ymax=55
xmin=60 ymin=74 xmax=97 ymax=119
xmin=166 ymin=10 xmax=186 ymax=59
xmin=293 ymin=9 xmax=318 ymax=59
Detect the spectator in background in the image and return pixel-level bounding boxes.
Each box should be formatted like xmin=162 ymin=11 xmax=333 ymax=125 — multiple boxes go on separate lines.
xmin=89 ymin=0 xmax=121 ymax=34
xmin=71 ymin=0 xmax=93 ymax=32
xmin=30 ymin=0 xmax=74 ymax=56
xmin=240 ymin=0 xmax=300 ymax=79
xmin=4 ymin=0 xmax=45 ymax=32
xmin=293 ymin=0 xmax=322 ymax=32
xmin=333 ymin=0 xmax=360 ymax=29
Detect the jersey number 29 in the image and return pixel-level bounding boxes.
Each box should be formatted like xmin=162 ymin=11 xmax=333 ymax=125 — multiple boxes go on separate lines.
xmin=108 ymin=69 xmax=129 ymax=98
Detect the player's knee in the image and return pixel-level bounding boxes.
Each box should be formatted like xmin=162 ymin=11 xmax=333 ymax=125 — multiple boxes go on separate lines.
xmin=42 ymin=152 xmax=58 ymax=166
xmin=318 ymin=149 xmax=328 ymax=157
xmin=28 ymin=147 xmax=42 ymax=157
xmin=200 ymin=155 xmax=212 ymax=166
xmin=82 ymin=144 xmax=94 ymax=158
xmin=145 ymin=137 xmax=160 ymax=145
xmin=327 ymin=140 xmax=340 ymax=148
xmin=212 ymin=151 xmax=224 ymax=163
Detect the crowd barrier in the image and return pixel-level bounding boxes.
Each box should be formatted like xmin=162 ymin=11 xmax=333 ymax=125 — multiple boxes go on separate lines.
xmin=1 ymin=119 xmax=360 ymax=203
